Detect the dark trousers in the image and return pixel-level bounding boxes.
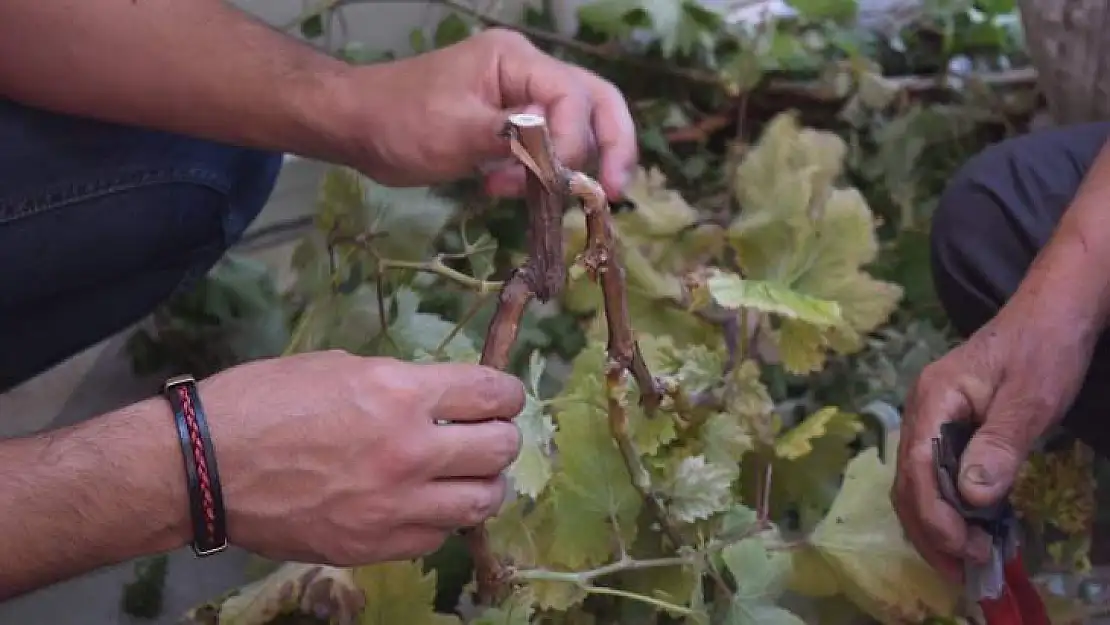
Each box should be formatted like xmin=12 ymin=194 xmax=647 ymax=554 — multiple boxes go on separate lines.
xmin=0 ymin=100 xmax=283 ymax=392
xmin=932 ymin=121 xmax=1110 ymax=456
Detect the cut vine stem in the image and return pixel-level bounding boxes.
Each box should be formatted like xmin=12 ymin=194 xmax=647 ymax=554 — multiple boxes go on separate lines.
xmin=461 ymin=113 xmax=704 ymax=606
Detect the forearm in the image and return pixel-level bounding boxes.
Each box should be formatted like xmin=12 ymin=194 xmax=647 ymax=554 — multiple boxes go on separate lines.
xmin=0 ymin=0 xmax=362 ymax=166
xmin=1011 ymin=137 xmax=1110 ymax=335
xmin=0 ymin=398 xmax=189 ymax=601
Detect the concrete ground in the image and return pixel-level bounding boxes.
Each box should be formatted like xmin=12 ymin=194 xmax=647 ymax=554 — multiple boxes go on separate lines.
xmin=0 ymin=156 xmax=329 ymax=625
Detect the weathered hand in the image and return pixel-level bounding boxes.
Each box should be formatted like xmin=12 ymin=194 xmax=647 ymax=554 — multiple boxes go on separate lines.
xmin=346 ymin=28 xmax=636 ymax=200
xmin=197 ymin=350 xmax=525 ymax=566
xmin=891 ymin=300 xmax=1095 ymax=581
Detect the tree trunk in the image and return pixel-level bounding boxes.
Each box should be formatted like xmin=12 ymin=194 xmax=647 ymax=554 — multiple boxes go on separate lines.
xmin=1020 ymin=0 xmax=1110 ymax=124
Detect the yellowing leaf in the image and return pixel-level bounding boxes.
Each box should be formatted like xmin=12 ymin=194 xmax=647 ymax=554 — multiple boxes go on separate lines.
xmin=353 ymin=560 xmax=460 ymax=625
xmin=723 ymin=360 xmax=777 ymax=445
xmin=197 ymin=563 xmax=363 ymax=625
xmin=706 ymin=269 xmax=843 ymax=327
xmin=767 ymin=408 xmax=862 ymax=529
xmin=728 ymin=112 xmax=903 ymax=373
xmin=775 ymin=407 xmax=862 ymax=461
xmin=807 ymin=448 xmax=960 ymax=624
xmin=618 ymin=167 xmax=700 ymax=239
xmin=663 ymin=455 xmax=736 ymax=523
xmin=787 ymin=548 xmax=839 ymax=597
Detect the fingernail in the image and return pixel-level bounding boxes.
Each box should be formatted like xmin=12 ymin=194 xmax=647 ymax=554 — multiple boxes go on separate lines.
xmin=962 ymin=464 xmax=993 ymax=486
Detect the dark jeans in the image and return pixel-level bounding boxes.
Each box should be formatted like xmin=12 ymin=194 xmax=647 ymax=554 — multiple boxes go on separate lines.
xmin=932 ymin=121 xmax=1110 ymax=457
xmin=0 ymin=100 xmax=283 ymax=392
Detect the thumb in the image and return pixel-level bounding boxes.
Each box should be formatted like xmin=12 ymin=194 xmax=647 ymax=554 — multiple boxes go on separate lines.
xmin=958 ymin=395 xmax=1037 ymax=508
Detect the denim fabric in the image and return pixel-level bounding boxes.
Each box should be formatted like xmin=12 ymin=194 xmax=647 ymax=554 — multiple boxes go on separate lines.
xmin=0 ymin=100 xmax=284 ymax=392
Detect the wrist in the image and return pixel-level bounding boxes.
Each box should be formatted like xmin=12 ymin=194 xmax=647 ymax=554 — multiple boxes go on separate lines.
xmin=284 ymin=55 xmax=396 ymax=172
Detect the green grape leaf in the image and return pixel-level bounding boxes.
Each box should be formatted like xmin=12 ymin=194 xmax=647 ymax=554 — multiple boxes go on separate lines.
xmin=662 ymin=455 xmax=736 ymax=523
xmin=706 ymin=269 xmax=843 ymax=327
xmin=548 ymin=375 xmax=643 ymax=568
xmin=562 ymin=341 xmax=678 ymax=456
xmin=487 ymin=498 xmax=587 ymax=611
xmin=317 ymin=167 xmax=369 ymax=236
xmin=722 ymin=533 xmax=803 ymax=625
xmin=700 ymin=412 xmax=754 ymax=469
xmin=805 ymin=446 xmax=961 ymax=624
xmin=507 ymin=352 xmax=556 ymax=498
xmin=353 ymin=560 xmax=460 ymax=625
xmin=433 ymin=13 xmax=472 ymax=48
xmin=471 ymin=588 xmax=536 ymax=625
xmin=387 ymin=287 xmax=480 ymax=362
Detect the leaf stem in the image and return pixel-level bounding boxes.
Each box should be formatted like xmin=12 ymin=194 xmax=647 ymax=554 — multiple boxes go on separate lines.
xmin=583 ymin=586 xmax=697 ymax=616
xmin=379 ymin=257 xmax=503 ymax=293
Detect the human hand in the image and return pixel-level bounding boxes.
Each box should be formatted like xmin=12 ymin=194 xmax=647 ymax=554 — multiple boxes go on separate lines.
xmin=343 ymin=28 xmax=636 ymax=200
xmin=891 ymin=299 xmax=1096 ymax=582
xmin=197 ymin=350 xmax=525 ymax=566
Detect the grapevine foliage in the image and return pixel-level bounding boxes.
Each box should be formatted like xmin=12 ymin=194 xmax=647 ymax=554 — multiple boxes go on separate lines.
xmin=131 ymin=0 xmax=1105 ymax=624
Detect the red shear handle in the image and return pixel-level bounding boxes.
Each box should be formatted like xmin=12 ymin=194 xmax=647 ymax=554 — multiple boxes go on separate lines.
xmin=977 ymin=554 xmax=1050 ymax=625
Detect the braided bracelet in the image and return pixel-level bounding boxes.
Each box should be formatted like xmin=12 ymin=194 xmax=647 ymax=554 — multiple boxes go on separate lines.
xmin=163 ymin=374 xmax=228 ymax=556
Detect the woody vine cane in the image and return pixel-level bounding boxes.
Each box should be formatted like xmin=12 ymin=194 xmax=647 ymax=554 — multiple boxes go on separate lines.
xmin=462 ymin=113 xmax=689 ymax=605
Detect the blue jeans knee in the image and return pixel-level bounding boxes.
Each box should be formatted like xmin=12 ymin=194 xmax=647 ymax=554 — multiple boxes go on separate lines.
xmin=0 ymin=99 xmax=284 ymax=391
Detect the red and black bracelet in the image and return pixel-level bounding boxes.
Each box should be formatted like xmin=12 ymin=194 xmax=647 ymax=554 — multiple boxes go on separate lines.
xmin=163 ymin=374 xmax=228 ymax=557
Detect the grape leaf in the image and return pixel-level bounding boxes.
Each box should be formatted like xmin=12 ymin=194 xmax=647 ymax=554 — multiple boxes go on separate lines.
xmin=549 ymin=394 xmax=643 ymax=569
xmin=471 ymin=588 xmax=535 ymax=625
xmin=774 ymin=407 xmax=861 ymax=461
xmin=728 ymin=112 xmax=903 ymax=374
xmin=353 ymin=560 xmax=460 ymax=625
xmin=723 ymin=360 xmax=777 ymax=445
xmin=386 ymin=287 xmax=480 ymax=362
xmin=192 ymin=563 xmax=364 ymax=625
xmin=487 ymin=498 xmax=587 ymax=611
xmin=700 ymin=412 xmax=754 ymax=469
xmin=767 ymin=407 xmax=862 ymax=529
xmin=706 ymin=269 xmax=843 ymax=327
xmin=662 ymin=455 xmax=736 ymax=523
xmin=804 ymin=446 xmax=960 ymax=624
xmin=562 ymin=341 xmax=677 ymax=456
xmin=721 ymin=533 xmax=804 ymax=625
xmin=506 ymin=351 xmax=557 ymax=497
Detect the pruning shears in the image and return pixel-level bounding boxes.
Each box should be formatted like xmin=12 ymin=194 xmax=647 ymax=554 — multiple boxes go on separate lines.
xmin=932 ymin=421 xmax=1051 ymax=625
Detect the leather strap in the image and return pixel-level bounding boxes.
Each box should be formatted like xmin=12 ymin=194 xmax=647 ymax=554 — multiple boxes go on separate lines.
xmin=164 ymin=374 xmax=228 ymax=556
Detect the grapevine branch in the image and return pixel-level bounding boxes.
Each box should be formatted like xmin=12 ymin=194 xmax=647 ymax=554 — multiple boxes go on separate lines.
xmin=461 ymin=113 xmax=689 ymax=605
